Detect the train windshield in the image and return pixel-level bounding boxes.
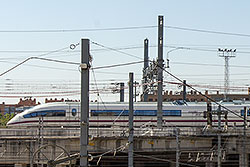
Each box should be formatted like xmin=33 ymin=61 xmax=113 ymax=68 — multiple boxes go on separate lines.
xmin=23 ymin=110 xmax=66 ymax=118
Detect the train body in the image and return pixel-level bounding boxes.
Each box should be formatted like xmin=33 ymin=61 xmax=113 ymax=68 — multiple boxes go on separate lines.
xmin=6 ymin=101 xmax=250 ymax=128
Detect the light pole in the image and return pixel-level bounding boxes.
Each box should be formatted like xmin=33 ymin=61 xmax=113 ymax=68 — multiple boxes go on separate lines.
xmin=166 ymin=47 xmax=186 ymax=68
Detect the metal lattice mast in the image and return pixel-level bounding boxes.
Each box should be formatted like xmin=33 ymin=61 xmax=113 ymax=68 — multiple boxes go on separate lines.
xmin=218 ymin=48 xmax=236 ymax=101
xmin=224 ymin=56 xmax=229 ymax=98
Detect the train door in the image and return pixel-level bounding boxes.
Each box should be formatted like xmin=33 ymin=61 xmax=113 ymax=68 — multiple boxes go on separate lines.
xmin=68 ymin=103 xmax=80 ymax=123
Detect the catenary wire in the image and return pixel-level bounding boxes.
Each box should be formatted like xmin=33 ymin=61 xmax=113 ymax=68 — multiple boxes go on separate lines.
xmin=0 ymin=24 xmax=250 ymax=39
xmin=0 ymin=25 xmax=157 ymax=33
xmin=0 ymin=55 xmax=248 ymax=93
xmin=4 ymin=57 xmax=250 ymax=76
xmin=92 ymin=61 xmax=144 ymax=70
xmin=91 ymin=41 xmax=143 ymax=60
xmin=2 ymin=44 xmax=250 ymax=58
xmin=0 ymin=57 xmax=78 ymax=77
xmin=90 ymin=61 xmax=107 ymax=110
xmin=172 ymin=61 xmax=250 ymax=69
xmin=0 ymin=57 xmax=32 ymax=77
xmin=165 ymin=25 xmax=250 ymax=38
xmin=32 ymin=57 xmax=79 ymax=65
xmin=0 ymin=43 xmax=74 ymax=77
xmin=0 ymin=56 xmax=141 ymax=77
xmin=158 ymin=63 xmax=243 ymax=119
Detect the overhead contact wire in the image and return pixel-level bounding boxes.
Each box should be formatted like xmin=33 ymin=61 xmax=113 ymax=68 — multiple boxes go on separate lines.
xmin=91 ymin=41 xmax=143 ymax=60
xmin=159 ymin=64 xmax=243 ymax=119
xmin=165 ymin=25 xmax=250 ymax=38
xmin=0 ymin=25 xmax=157 ymax=33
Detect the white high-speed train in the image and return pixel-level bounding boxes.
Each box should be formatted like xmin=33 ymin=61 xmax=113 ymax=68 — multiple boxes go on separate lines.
xmin=6 ymin=101 xmax=249 ymax=127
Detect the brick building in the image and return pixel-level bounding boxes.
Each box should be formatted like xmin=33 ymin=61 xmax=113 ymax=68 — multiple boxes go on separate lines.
xmin=45 ymin=98 xmax=64 ymax=103
xmin=143 ymin=90 xmax=250 ymax=102
xmin=0 ymin=98 xmax=80 ymax=115
xmin=45 ymin=98 xmax=79 ymax=103
xmin=0 ymin=98 xmax=40 ymax=115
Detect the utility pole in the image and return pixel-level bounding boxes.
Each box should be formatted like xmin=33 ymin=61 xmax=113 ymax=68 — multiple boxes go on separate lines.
xmin=218 ymin=48 xmax=236 ymax=101
xmin=175 ymin=128 xmax=180 ymax=167
xmin=128 ymin=73 xmax=134 ymax=167
xmin=134 ymin=81 xmax=139 ymax=102
xmin=183 ymin=80 xmax=186 ymax=102
xmin=243 ymin=107 xmax=247 ymax=167
xmin=205 ymin=104 xmax=228 ymax=167
xmin=80 ymin=39 xmax=90 ymax=167
xmin=206 ymin=103 xmax=212 ymax=128
xmin=38 ymin=116 xmax=44 ymax=166
xmin=157 ymin=15 xmax=164 ymax=128
xmin=143 ymin=38 xmax=149 ymax=102
xmin=217 ymin=105 xmax=222 ymax=167
xmin=120 ymin=82 xmax=124 ymax=102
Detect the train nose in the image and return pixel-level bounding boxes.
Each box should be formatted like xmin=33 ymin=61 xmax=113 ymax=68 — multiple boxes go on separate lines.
xmin=7 ymin=116 xmax=18 ymax=126
xmin=6 ymin=119 xmax=13 ymax=126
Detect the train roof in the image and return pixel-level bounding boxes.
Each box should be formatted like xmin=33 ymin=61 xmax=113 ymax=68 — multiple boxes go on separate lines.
xmin=49 ymin=100 xmax=250 ymax=107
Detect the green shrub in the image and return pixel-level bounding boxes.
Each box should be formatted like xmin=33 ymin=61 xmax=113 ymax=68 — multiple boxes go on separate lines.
xmin=0 ymin=113 xmax=15 ymax=127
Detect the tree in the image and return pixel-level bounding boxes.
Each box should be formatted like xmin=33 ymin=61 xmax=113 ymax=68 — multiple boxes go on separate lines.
xmin=0 ymin=113 xmax=14 ymax=127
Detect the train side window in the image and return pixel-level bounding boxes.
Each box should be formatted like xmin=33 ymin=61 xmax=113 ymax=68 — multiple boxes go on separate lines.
xmin=24 ymin=112 xmax=39 ymax=118
xmin=46 ymin=111 xmax=53 ymax=117
xmin=23 ymin=110 xmax=66 ymax=118
xmin=37 ymin=110 xmax=66 ymax=117
xmin=37 ymin=111 xmax=47 ymax=117
xmin=91 ymin=110 xmax=128 ymax=116
xmin=134 ymin=110 xmax=156 ymax=116
xmin=58 ymin=110 xmax=66 ymax=116
xmin=31 ymin=112 xmax=37 ymax=117
xmin=23 ymin=114 xmax=31 ymax=118
xmin=72 ymin=108 xmax=77 ymax=116
xmin=240 ymin=110 xmax=250 ymax=116
xmin=163 ymin=110 xmax=181 ymax=116
xmin=51 ymin=110 xmax=66 ymax=116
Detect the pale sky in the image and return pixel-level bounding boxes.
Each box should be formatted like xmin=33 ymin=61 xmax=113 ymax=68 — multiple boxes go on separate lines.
xmin=0 ymin=0 xmax=250 ymax=104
